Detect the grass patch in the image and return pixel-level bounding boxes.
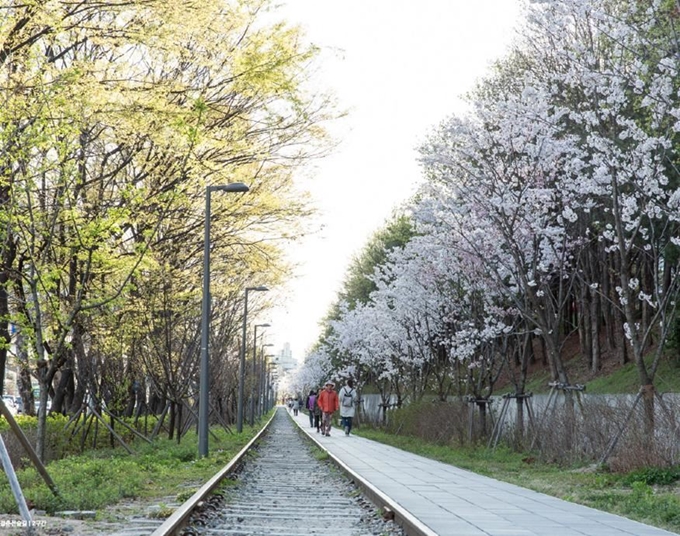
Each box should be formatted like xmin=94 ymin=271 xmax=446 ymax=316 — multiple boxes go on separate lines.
xmin=586 ymin=362 xmax=640 ymax=393
xmin=0 ymin=420 xmax=266 ymax=515
xmin=354 ymin=427 xmax=680 ymax=533
xmin=498 ymin=345 xmax=680 ymax=396
xmin=306 ymin=441 xmax=329 ymax=462
xmin=585 ymin=353 xmax=680 ymax=394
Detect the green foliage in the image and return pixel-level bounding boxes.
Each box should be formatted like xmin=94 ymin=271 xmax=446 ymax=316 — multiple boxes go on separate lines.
xmin=338 ymin=214 xmax=414 ymax=310
xmin=314 ymin=214 xmax=414 ymax=373
xmin=623 ymin=467 xmax=680 ymax=487
xmin=585 ymin=482 xmax=680 ymax=529
xmin=314 ymin=451 xmax=329 ymax=462
xmin=175 ymin=489 xmax=197 ymax=503
xmin=1 ymin=414 xmax=82 ymax=464
xmin=0 ymin=0 xmax=333 ymax=464
xmin=583 ymin=362 xmax=641 ymax=394
xmin=504 ymin=351 xmax=680 ymax=395
xmin=584 ymin=354 xmax=680 ymax=394
xmin=147 ymin=504 xmax=175 ymax=519
xmin=0 ymin=424 xmax=261 ymax=514
xmin=1 ymin=413 xmax=175 ymax=465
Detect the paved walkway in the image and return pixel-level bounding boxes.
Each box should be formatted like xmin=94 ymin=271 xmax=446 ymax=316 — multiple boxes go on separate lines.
xmin=288 ymin=409 xmax=677 ymax=536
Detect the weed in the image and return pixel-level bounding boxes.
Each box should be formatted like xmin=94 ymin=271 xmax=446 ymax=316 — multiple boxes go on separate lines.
xmin=147 ymin=503 xmax=175 ymax=519
xmin=176 ymin=489 xmax=197 ymax=503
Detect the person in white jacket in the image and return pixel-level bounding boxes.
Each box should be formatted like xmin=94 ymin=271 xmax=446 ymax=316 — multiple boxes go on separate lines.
xmin=338 ymin=379 xmax=358 ymax=436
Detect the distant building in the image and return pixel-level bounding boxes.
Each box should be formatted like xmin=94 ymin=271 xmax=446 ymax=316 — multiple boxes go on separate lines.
xmin=273 ymin=342 xmax=297 ymax=378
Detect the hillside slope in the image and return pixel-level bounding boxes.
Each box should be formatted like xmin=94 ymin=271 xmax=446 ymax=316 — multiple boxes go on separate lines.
xmin=499 ymin=335 xmax=680 ymax=395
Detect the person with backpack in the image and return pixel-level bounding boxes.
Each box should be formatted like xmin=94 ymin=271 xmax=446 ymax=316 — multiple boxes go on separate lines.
xmin=338 ymin=379 xmax=358 ymax=436
xmin=305 ymin=390 xmax=317 ymax=428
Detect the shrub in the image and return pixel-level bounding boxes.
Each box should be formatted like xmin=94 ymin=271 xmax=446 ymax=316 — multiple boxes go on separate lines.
xmin=383 ymin=399 xmax=479 ymax=446
xmin=623 ymin=467 xmax=680 ymax=487
xmin=0 ymin=414 xmax=81 ymax=467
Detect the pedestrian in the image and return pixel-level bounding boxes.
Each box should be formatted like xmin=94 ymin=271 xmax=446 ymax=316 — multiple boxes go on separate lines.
xmin=305 ymin=390 xmax=317 ymax=428
xmin=292 ymin=398 xmax=300 ymax=416
xmin=317 ymin=380 xmax=339 ymax=436
xmin=313 ymin=390 xmax=323 ymax=432
xmin=338 ymin=379 xmax=358 ymax=436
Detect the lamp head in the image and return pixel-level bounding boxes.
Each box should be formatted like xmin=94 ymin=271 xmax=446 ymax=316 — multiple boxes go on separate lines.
xmin=247 ymin=285 xmax=269 ymax=292
xmin=210 ymin=182 xmax=249 ymax=193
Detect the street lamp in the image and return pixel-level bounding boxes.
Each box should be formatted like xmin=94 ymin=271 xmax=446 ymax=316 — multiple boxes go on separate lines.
xmin=259 ymin=349 xmax=275 ymax=415
xmin=256 ymin=344 xmax=274 ymax=419
xmin=249 ymin=324 xmax=270 ymax=425
xmin=237 ymin=285 xmax=268 ymax=432
xmin=198 ymin=182 xmax=249 ymax=458
xmin=265 ymin=359 xmax=277 ymax=411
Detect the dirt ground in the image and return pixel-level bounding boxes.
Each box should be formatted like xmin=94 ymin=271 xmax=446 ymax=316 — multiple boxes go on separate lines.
xmin=0 ymin=516 xmax=126 ymax=536
xmin=0 ymin=496 xmax=171 ymax=536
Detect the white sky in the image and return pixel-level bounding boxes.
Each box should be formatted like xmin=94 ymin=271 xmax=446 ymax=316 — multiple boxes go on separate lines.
xmin=264 ymin=0 xmax=523 ymax=360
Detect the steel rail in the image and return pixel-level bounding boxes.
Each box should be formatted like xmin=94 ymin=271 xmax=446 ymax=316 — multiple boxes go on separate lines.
xmin=290 ymin=415 xmax=437 ymax=536
xmin=150 ymin=411 xmax=276 ymax=536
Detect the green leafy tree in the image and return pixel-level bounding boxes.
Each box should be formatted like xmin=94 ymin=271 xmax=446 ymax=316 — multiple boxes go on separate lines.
xmin=0 ymin=0 xmax=333 ymax=459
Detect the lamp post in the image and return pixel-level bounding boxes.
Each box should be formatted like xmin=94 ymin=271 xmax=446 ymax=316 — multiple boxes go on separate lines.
xmin=261 ymin=353 xmax=275 ymax=414
xmin=237 ymin=285 xmax=268 ymax=432
xmin=265 ymin=360 xmax=277 ymax=410
xmin=199 ymin=182 xmax=249 ymax=458
xmin=255 ymin=344 xmax=274 ymax=419
xmin=249 ymin=324 xmax=270 ymax=425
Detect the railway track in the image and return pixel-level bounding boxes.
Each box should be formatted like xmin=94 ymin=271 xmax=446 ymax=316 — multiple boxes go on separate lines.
xmin=152 ymin=408 xmax=406 ymax=536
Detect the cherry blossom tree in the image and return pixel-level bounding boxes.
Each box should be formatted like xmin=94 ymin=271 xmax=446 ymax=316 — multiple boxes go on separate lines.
xmin=511 ymin=0 xmax=680 ymax=436
xmin=301 ymin=0 xmax=680 ymax=449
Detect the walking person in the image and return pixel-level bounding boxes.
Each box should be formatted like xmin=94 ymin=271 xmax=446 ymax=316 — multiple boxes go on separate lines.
xmin=313 ymin=390 xmax=323 ymax=432
xmin=305 ymin=390 xmax=317 ymax=428
xmin=317 ymin=381 xmax=339 ymax=436
xmin=338 ymin=379 xmax=358 ymax=436
xmin=292 ymin=398 xmax=300 ymax=416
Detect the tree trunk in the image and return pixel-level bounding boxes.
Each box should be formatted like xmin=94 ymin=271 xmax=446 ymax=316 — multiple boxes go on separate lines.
xmin=581 ymin=284 xmax=593 ymax=369
xmin=16 ymin=331 xmax=35 ymax=415
xmin=69 ymin=325 xmax=89 ymax=414
xmin=51 ymin=367 xmax=74 ymax=415
xmin=641 ymin=384 xmax=655 ymax=442
xmin=603 ymin=251 xmax=616 ymax=352
xmin=619 ymin=311 xmax=629 ymax=365
xmin=0 ymin=200 xmax=15 ymax=398
xmin=176 ymin=403 xmax=183 ymax=444
xmin=477 ymin=399 xmax=488 ymax=439
xmin=590 ymin=289 xmax=600 ymax=373
xmin=515 ymin=396 xmax=525 ymax=448
xmin=168 ymin=400 xmax=176 ymax=440
xmin=0 ymin=286 xmax=8 ymax=396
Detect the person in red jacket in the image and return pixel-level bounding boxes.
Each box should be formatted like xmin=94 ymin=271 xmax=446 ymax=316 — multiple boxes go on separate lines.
xmin=317 ymin=381 xmax=339 ymax=436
